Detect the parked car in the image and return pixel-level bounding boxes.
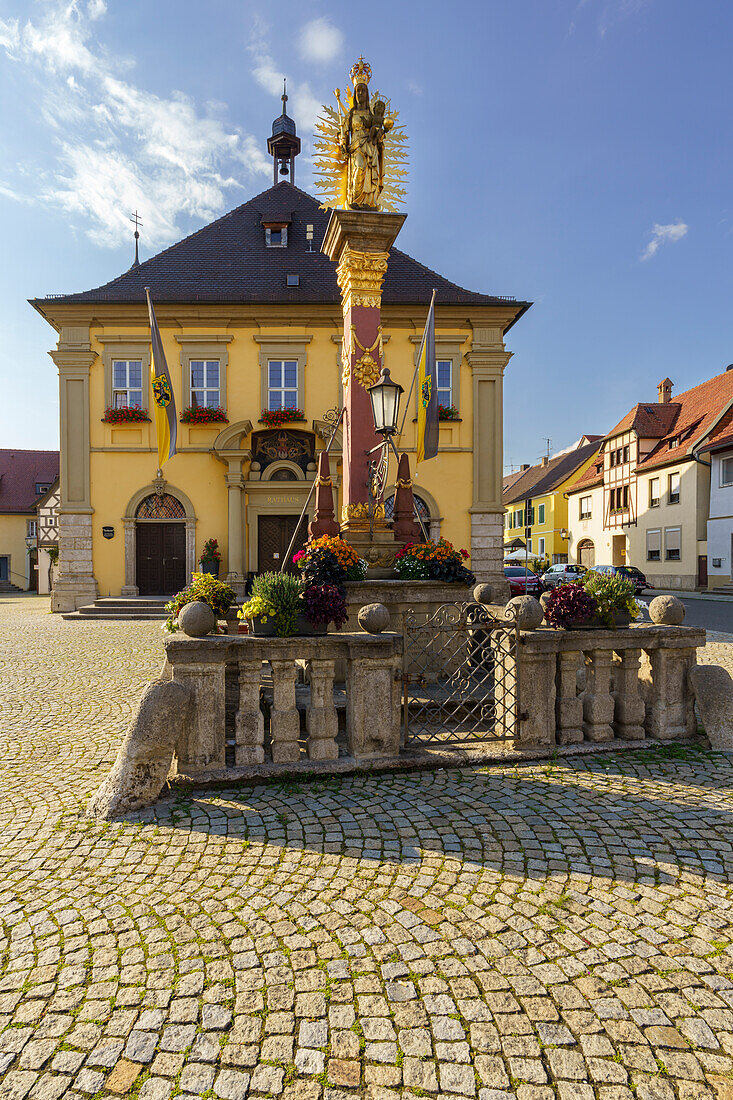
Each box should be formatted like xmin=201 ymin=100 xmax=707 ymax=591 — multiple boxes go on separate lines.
xmin=540 ymin=563 xmax=586 ymax=590
xmin=504 ymin=566 xmax=543 ymax=597
xmin=593 ymin=564 xmax=650 ymax=595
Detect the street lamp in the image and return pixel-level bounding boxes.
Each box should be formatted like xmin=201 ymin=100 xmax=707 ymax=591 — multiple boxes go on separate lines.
xmin=368 ymin=368 xmax=403 ymax=438
xmin=25 ymin=535 xmax=36 ymax=551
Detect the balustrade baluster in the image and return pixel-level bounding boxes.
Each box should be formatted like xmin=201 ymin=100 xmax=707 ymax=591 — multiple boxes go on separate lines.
xmin=270 ymin=659 xmax=301 ymax=763
xmin=236 ymin=658 xmax=265 ymax=764
xmin=582 ymin=649 xmax=614 ymax=742
xmin=556 ymin=650 xmax=583 ymax=744
xmin=306 ymin=659 xmax=339 ymax=760
xmin=613 ymin=648 xmax=645 ymax=739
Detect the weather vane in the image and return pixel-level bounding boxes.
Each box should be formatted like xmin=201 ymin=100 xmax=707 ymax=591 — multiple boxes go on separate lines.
xmin=129 ymin=210 xmax=143 ymax=267
xmin=313 ymin=57 xmax=408 ymax=212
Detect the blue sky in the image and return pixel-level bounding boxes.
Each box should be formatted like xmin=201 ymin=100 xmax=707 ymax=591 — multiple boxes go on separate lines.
xmin=1 ymin=0 xmax=731 ymax=469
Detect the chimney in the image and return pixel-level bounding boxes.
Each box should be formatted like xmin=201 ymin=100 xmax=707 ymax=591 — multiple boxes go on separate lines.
xmin=657 ymin=377 xmax=673 ymax=404
xmin=540 ymin=456 xmax=548 ymax=467
xmin=520 ymin=463 xmax=530 ymax=470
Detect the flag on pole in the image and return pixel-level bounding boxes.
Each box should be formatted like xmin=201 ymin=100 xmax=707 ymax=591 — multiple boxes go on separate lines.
xmin=146 ymin=287 xmax=177 ymax=467
xmin=415 ymin=290 xmax=438 ymax=463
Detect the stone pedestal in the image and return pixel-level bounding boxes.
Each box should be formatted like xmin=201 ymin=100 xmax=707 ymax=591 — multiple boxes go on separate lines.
xmin=322 ymin=208 xmax=406 ymax=572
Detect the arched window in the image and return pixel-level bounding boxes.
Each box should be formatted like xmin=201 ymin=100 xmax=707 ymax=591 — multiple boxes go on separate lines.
xmin=135 ymin=493 xmax=186 ymax=519
xmin=383 ymin=493 xmax=431 ymax=524
xmin=270 ymin=467 xmax=298 ymax=482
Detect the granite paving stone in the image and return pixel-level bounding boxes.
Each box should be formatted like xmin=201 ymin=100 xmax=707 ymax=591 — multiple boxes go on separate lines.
xmin=1 ymin=597 xmax=733 ymax=1099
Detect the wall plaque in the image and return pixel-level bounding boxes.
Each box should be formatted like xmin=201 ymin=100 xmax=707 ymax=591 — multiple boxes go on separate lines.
xmin=102 ymin=526 xmax=115 ymax=540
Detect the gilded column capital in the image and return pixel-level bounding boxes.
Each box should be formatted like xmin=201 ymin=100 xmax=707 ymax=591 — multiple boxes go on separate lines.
xmin=336 ymin=246 xmax=390 ymax=311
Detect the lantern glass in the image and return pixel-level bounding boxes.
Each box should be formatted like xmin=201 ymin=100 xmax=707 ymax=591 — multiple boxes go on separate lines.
xmin=368 ymin=367 xmax=403 ymax=436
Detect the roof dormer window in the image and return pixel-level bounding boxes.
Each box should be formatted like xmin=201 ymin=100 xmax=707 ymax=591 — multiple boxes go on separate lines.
xmin=266 ymin=226 xmax=287 ymax=248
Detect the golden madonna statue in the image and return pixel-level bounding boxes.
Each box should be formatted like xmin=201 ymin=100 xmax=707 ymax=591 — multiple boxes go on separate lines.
xmin=314 ymin=57 xmax=407 ymax=212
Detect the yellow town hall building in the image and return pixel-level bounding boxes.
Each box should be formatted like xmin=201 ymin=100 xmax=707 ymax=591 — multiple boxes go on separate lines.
xmin=31 ymin=106 xmax=529 ymax=611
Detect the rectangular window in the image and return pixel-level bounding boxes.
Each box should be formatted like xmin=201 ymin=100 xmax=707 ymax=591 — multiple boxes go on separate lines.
xmin=112 ymin=359 xmax=143 ymax=408
xmin=609 ymin=450 xmax=615 ymax=467
xmin=649 ymin=477 xmax=660 ymax=507
xmin=190 ymin=360 xmax=220 ymax=409
xmin=538 ymin=537 xmax=545 ymax=558
xmin=436 ymin=360 xmax=453 ymax=408
xmin=646 ymin=528 xmax=661 ymax=561
xmin=538 ymin=503 xmax=545 ymax=524
xmin=579 ymin=495 xmax=592 ymax=519
xmin=27 ymin=520 xmax=37 ymax=537
xmin=266 ymin=227 xmax=287 ymax=248
xmin=668 ymin=471 xmax=680 ymax=504
xmin=665 ymin=526 xmax=681 ymax=561
xmin=268 ymin=360 xmax=299 ymax=411
xmin=722 ymin=456 xmax=733 ymax=486
xmin=622 ymin=484 xmax=629 ymax=509
xmin=623 ymin=445 xmax=630 ymax=463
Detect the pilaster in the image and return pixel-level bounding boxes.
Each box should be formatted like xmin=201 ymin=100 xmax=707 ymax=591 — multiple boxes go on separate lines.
xmin=467 ymin=324 xmax=512 ymax=597
xmin=49 ymin=326 xmax=99 ymax=611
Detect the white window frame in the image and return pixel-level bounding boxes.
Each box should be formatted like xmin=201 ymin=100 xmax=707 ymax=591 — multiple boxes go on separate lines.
xmin=664 ymin=526 xmax=681 ymax=561
xmin=668 ymin=471 xmax=680 ymax=505
xmin=538 ymin=537 xmax=545 ymax=558
xmin=646 ymin=528 xmax=661 ymax=562
xmin=649 ymin=477 xmax=660 ymax=507
xmin=190 ymin=359 xmax=221 ymax=409
xmin=436 ymin=359 xmax=453 ymax=409
xmin=409 ymin=334 xmax=466 ymax=416
xmin=538 ymin=503 xmax=545 ymax=525
xmin=112 ymin=359 xmax=144 ymax=409
xmin=175 ymin=335 xmax=232 ymax=411
xmin=98 ymin=336 xmax=151 ymax=412
xmin=579 ymin=496 xmax=592 ymax=520
xmin=254 ymin=336 xmax=311 ymax=413
xmin=721 ymin=456 xmax=733 ymax=487
xmin=267 ymin=360 xmax=299 ymax=411
xmin=27 ymin=520 xmax=37 ymax=537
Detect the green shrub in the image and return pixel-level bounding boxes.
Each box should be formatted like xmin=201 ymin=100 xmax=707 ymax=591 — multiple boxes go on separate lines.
xmin=251 ymin=572 xmax=305 ymax=636
xmin=581 ymin=570 xmax=639 ymax=627
xmin=164 ymin=572 xmax=236 ymax=633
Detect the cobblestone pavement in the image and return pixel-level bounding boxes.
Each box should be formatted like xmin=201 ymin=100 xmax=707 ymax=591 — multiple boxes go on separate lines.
xmin=2 ymin=596 xmax=733 ymax=1100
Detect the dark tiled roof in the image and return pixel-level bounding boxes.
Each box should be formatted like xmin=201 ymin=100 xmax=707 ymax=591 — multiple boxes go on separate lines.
xmin=503 ymin=440 xmax=602 ymax=505
xmin=0 ymin=450 xmax=59 ymax=514
xmin=31 ymin=182 xmax=530 ymax=322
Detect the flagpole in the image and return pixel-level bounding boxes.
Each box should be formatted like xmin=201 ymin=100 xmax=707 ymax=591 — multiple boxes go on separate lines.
xmin=399 ymin=288 xmax=436 ymax=438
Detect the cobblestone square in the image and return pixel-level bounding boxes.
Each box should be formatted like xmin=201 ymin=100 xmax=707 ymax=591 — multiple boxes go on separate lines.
xmin=2 ymin=596 xmax=733 ymax=1099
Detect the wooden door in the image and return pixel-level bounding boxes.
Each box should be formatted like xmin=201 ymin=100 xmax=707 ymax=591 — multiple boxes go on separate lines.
xmin=698 ymin=555 xmax=708 ymax=588
xmin=136 ymin=523 xmax=186 ymax=595
xmin=258 ymin=515 xmax=308 ymax=574
xmin=0 ymin=557 xmax=7 ymax=581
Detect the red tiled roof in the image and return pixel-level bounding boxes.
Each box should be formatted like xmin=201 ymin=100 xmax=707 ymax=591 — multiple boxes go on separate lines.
xmin=697 ymin=406 xmax=733 ymax=455
xmin=636 ymin=371 xmax=733 ymax=472
xmin=0 ymin=450 xmax=59 ymax=514
xmin=606 ymin=402 xmax=681 ymax=440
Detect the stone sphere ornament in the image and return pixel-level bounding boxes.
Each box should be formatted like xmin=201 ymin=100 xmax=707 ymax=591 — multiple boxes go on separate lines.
xmin=539 ymin=591 xmax=552 ymax=614
xmin=649 ymin=594 xmax=685 ymax=626
xmin=358 ymin=602 xmax=391 ymax=634
xmin=473 ymin=583 xmax=494 ymax=606
xmin=505 ymin=595 xmax=544 ymax=631
xmin=178 ymin=600 xmax=216 ymax=637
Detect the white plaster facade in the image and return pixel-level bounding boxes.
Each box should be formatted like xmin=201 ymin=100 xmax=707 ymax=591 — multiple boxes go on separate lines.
xmin=706 ymin=446 xmax=733 ymax=588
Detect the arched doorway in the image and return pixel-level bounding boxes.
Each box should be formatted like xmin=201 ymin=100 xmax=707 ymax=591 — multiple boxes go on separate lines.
xmin=135 ymin=493 xmax=186 ymax=595
xmin=122 ymin=476 xmax=197 ymax=597
xmin=577 ymin=539 xmax=595 ymax=568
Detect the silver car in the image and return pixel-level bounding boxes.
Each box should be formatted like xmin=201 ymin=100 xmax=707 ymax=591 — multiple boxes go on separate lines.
xmin=541 ymin=563 xmax=586 ymax=590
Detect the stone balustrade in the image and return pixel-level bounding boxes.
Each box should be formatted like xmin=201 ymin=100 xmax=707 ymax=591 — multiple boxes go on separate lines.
xmin=513 ymin=624 xmax=705 ymax=748
xmin=164 ymin=632 xmax=402 ymax=777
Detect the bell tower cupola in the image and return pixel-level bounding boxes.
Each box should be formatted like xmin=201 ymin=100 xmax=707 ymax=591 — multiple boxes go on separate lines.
xmin=267 ymin=80 xmax=301 ymax=186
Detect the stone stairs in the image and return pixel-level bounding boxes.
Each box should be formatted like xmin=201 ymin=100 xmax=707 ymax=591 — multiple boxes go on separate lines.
xmin=62 ymin=597 xmax=169 ymax=621
xmin=0 ymin=581 xmax=25 ymax=596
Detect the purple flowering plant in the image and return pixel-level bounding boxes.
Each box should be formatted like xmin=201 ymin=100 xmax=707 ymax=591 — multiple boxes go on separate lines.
xmin=303 ymin=583 xmax=348 ymax=629
xmin=544 ymin=582 xmax=596 ymax=629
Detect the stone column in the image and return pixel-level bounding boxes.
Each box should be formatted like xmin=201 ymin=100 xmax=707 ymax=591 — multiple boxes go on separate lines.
xmin=270 ymin=659 xmax=301 ymax=763
xmin=556 ymin=649 xmax=584 ymax=744
xmin=517 ymin=644 xmax=557 ymax=746
xmin=236 ymin=659 xmax=265 ymax=765
xmin=642 ymin=645 xmax=698 ymax=740
xmin=306 ymin=658 xmax=339 ymax=761
xmin=346 ymin=643 xmax=401 ymax=759
xmin=467 ymin=325 xmax=511 ymax=599
xmin=49 ymin=326 xmax=99 ymax=612
xmin=225 ymin=460 xmax=245 ymax=584
xmin=322 ymin=209 xmax=406 ymax=573
xmin=582 ymin=650 xmax=615 ymax=741
xmin=121 ymin=518 xmax=138 ymax=597
xmin=613 ymin=648 xmax=646 ymax=739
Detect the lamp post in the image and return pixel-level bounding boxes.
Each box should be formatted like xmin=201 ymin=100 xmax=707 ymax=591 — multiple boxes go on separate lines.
xmin=368 ymin=367 xmax=403 ymax=439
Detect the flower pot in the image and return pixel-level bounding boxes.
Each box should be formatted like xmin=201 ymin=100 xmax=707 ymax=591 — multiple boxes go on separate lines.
xmin=295 ymin=613 xmax=328 ymax=636
xmin=200 ymin=560 xmax=220 ymax=577
xmin=566 ymin=611 xmax=633 ymax=630
xmin=247 ymin=615 xmax=276 ymax=636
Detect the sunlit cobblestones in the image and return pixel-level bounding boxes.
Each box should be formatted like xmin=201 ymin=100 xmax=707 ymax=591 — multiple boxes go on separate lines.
xmin=2 ymin=596 xmax=733 ymax=1099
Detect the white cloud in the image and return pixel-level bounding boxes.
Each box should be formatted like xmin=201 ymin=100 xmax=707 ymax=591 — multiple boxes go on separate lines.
xmin=249 ymin=18 xmax=323 ymax=135
xmin=570 ymin=0 xmax=650 ymax=37
xmin=298 ymin=18 xmax=343 ymax=64
xmin=0 ymin=0 xmax=269 ymax=248
xmin=407 ymin=79 xmax=423 ymax=96
xmin=641 ymin=220 xmax=688 ymax=261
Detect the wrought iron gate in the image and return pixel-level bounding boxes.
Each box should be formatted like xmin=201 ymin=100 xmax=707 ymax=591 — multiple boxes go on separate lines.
xmin=402 ymin=602 xmax=521 ymax=746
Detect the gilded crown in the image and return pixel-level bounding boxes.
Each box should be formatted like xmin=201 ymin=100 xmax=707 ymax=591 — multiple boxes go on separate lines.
xmin=349 ymin=56 xmax=372 ymax=88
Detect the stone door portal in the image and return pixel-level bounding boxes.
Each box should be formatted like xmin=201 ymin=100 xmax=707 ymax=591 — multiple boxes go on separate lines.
xmin=136 ymin=522 xmax=186 ymax=595
xmin=257 ymin=514 xmax=308 ymax=574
